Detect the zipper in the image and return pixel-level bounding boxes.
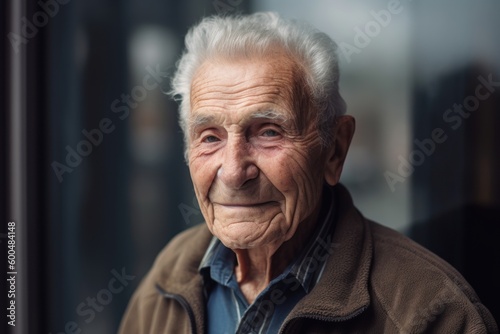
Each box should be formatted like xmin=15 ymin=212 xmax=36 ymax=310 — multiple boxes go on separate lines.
xmin=278 ymin=306 xmax=367 ymax=333
xmin=156 ymin=284 xmax=198 ymax=334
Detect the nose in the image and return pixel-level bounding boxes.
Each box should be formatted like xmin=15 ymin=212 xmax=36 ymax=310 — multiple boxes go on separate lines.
xmin=218 ymin=136 xmax=259 ymax=189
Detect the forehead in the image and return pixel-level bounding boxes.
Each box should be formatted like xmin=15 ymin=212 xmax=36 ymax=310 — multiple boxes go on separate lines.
xmin=192 ymin=54 xmax=299 ymax=85
xmin=189 ymin=54 xmax=309 ymax=120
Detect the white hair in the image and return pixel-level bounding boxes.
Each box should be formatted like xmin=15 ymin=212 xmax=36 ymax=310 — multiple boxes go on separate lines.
xmin=169 ymin=12 xmax=346 ymax=158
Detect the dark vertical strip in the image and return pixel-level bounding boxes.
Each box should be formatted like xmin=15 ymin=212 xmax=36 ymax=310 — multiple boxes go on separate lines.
xmin=46 ymin=0 xmax=83 ymax=331
xmin=6 ymin=0 xmax=28 ymax=333
xmin=1 ymin=1 xmax=9 ymax=334
xmin=4 ymin=0 xmax=49 ymax=332
xmin=25 ymin=0 xmax=48 ymax=331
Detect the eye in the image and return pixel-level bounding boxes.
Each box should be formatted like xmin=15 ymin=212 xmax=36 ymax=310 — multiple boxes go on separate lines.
xmin=261 ymin=129 xmax=280 ymax=137
xmin=202 ymin=135 xmax=220 ymax=143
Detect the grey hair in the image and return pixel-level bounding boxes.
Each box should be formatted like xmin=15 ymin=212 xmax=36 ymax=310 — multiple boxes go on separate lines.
xmin=169 ymin=12 xmax=346 ymax=159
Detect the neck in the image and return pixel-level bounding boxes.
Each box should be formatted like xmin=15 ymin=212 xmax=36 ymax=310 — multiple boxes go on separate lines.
xmin=233 ymin=196 xmax=325 ymax=304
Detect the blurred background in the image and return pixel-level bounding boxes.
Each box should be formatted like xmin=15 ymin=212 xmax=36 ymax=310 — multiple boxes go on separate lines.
xmin=2 ymin=0 xmax=499 ymax=332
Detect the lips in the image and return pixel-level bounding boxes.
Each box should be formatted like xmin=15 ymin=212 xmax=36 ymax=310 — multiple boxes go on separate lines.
xmin=208 ymin=181 xmax=285 ymax=209
xmin=214 ymin=201 xmax=276 ymax=207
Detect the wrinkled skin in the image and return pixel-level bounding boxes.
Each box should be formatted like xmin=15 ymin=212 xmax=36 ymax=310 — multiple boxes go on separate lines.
xmin=187 ymin=54 xmax=355 ymax=302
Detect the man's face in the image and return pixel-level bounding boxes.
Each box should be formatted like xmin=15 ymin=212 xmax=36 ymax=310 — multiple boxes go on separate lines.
xmin=188 ymin=54 xmax=331 ymax=250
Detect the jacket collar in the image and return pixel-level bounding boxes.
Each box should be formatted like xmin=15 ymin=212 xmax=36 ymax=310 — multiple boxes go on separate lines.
xmin=283 ymin=184 xmax=372 ymax=324
xmin=155 ymin=224 xmax=213 ymax=334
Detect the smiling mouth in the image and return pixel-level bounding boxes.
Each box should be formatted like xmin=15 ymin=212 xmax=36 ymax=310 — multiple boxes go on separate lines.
xmin=215 ymin=201 xmax=276 ymax=207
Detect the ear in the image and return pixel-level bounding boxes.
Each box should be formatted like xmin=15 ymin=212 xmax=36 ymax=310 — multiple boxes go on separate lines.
xmin=324 ymin=115 xmax=355 ymax=186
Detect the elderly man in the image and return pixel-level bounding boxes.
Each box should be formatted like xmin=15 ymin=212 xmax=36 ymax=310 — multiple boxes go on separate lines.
xmin=119 ymin=12 xmax=497 ymax=334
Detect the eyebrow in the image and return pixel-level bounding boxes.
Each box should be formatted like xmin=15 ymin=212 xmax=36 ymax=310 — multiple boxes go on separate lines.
xmin=250 ymin=110 xmax=289 ymax=123
xmin=189 ymin=110 xmax=290 ymax=133
xmin=189 ymin=114 xmax=216 ymax=131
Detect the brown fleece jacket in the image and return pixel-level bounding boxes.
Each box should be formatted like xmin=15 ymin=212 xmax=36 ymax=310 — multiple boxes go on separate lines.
xmin=119 ymin=184 xmax=498 ymax=333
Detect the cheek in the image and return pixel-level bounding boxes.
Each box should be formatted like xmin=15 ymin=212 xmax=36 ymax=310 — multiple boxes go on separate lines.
xmin=189 ymin=155 xmax=220 ymax=228
xmin=267 ymin=147 xmax=323 ymax=187
xmin=260 ymin=150 xmax=323 ymax=205
xmin=189 ymin=154 xmax=218 ymax=199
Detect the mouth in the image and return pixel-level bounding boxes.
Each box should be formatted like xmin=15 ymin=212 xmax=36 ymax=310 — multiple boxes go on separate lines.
xmin=214 ymin=201 xmax=276 ymax=208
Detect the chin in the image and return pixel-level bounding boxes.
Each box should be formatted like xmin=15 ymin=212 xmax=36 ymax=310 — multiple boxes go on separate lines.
xmin=215 ymin=225 xmax=284 ymax=250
